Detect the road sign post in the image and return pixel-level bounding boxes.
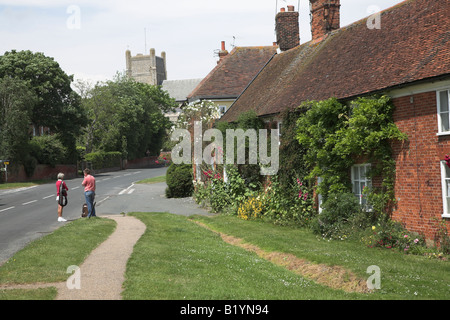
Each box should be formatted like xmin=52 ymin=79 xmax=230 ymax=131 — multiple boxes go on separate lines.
xmin=0 ymin=160 xmax=9 ymax=183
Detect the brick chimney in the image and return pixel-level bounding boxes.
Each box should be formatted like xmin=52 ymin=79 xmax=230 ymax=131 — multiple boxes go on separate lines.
xmin=275 ymin=5 xmax=300 ymax=52
xmin=310 ymin=0 xmax=341 ymax=41
xmin=218 ymin=41 xmax=228 ymax=63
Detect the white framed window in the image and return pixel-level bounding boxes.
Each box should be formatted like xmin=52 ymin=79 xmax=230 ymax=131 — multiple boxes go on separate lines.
xmin=440 ymin=161 xmax=450 ymax=218
xmin=351 ymin=164 xmax=372 ymax=206
xmin=437 ymin=89 xmax=450 ymax=134
xmin=219 ymin=105 xmax=226 ymax=116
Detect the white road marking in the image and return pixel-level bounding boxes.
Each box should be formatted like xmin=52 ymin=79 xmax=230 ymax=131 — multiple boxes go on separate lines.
xmin=97 ymin=196 xmax=110 ymax=204
xmin=43 ymin=195 xmax=54 ymax=199
xmin=0 ymin=206 xmax=15 ymax=213
xmin=22 ymin=200 xmax=38 ymax=205
xmin=119 ymin=183 xmax=135 ymax=195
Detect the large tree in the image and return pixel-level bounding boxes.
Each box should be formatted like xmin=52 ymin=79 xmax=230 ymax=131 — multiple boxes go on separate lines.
xmin=78 ymin=74 xmax=176 ymax=160
xmin=0 ymin=50 xmax=87 ymax=162
xmin=0 ymin=77 xmax=36 ymax=161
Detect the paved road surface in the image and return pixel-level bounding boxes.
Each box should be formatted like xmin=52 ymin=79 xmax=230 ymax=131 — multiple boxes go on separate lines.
xmin=0 ymin=167 xmax=168 ymax=265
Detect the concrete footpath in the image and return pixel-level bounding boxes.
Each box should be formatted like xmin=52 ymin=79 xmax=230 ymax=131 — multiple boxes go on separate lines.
xmin=1 ymin=182 xmax=212 ymax=300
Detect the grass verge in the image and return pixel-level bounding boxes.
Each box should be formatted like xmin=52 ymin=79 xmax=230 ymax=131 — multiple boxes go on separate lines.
xmin=0 ymin=180 xmax=50 ymax=190
xmin=191 ymin=214 xmax=450 ymax=300
xmin=136 ymin=175 xmax=166 ymax=184
xmin=0 ymin=217 xmax=116 ymax=300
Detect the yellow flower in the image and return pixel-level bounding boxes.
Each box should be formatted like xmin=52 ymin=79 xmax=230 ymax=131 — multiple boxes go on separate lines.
xmin=372 ymin=226 xmax=376 ymax=230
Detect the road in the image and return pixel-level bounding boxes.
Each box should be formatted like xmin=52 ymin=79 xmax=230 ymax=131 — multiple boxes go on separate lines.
xmin=0 ymin=167 xmax=168 ymax=265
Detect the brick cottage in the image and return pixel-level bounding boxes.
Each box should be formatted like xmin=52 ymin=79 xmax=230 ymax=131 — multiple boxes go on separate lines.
xmin=220 ymin=0 xmax=450 ymax=241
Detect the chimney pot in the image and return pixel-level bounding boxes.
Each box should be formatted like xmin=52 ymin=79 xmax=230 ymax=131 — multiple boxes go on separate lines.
xmin=218 ymin=41 xmax=229 ymax=62
xmin=287 ymin=5 xmax=294 ymax=12
xmin=280 ymin=7 xmax=285 ymax=12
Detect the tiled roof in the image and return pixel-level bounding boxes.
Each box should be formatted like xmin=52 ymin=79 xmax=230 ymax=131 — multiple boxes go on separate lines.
xmin=221 ymin=0 xmax=450 ymax=122
xmin=187 ymin=46 xmax=277 ymax=101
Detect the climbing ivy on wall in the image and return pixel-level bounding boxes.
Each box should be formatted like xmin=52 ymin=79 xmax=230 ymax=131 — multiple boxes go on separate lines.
xmin=296 ymin=95 xmax=408 ymax=216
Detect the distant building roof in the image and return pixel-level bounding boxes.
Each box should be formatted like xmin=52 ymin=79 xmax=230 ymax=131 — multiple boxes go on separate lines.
xmin=161 ymin=78 xmax=203 ymax=102
xmin=221 ymin=0 xmax=450 ymax=122
xmin=187 ymin=45 xmax=278 ymax=102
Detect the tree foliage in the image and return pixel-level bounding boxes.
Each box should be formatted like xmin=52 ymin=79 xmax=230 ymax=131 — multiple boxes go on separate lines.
xmin=0 ymin=77 xmax=36 ymax=161
xmin=296 ymin=95 xmax=407 ymax=212
xmin=78 ymin=74 xmax=176 ymax=160
xmin=0 ymin=50 xmax=87 ymax=163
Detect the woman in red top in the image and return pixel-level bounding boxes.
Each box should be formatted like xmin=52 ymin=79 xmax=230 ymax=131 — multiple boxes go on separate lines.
xmin=56 ymin=172 xmax=68 ymax=222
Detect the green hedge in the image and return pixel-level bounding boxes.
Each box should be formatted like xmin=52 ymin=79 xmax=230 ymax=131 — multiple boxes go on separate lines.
xmin=84 ymin=151 xmax=122 ymax=170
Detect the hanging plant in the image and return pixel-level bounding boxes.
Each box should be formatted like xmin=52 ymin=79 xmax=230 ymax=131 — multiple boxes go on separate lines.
xmin=445 ymin=155 xmax=450 ymax=168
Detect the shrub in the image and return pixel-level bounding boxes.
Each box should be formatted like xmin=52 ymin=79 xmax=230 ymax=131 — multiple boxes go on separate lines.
xmin=361 ymin=217 xmax=426 ymax=254
xmin=263 ymin=176 xmax=314 ymax=226
xmin=311 ymin=192 xmax=362 ymax=238
xmin=238 ymin=196 xmax=263 ymax=220
xmin=29 ymin=135 xmax=67 ymax=167
xmin=165 ymin=163 xmax=193 ymax=198
xmin=193 ymin=165 xmax=250 ymax=214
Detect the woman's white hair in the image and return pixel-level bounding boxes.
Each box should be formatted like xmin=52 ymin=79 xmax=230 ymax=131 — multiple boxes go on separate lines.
xmin=57 ymin=173 xmax=65 ymax=180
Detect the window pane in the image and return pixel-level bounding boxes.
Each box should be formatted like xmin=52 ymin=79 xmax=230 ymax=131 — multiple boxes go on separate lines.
xmin=360 ymin=182 xmax=366 ymax=194
xmin=447 ymin=197 xmax=450 ymax=213
xmin=440 ymin=91 xmax=449 ymax=112
xmin=445 ymin=165 xmax=450 ymax=178
xmin=359 ymin=166 xmax=366 ymax=179
xmin=353 ymin=167 xmax=359 ymax=180
xmin=354 ymin=182 xmax=360 ymax=195
xmin=441 ymin=112 xmax=450 ymax=132
xmin=446 ymin=180 xmax=450 ymax=197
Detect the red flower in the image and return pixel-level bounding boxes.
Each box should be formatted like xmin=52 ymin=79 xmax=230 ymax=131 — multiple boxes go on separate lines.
xmin=445 ymin=155 xmax=450 ymax=168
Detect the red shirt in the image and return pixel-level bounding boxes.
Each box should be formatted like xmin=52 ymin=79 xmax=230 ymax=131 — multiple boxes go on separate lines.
xmin=56 ymin=180 xmax=68 ymax=196
xmin=82 ymin=174 xmax=96 ymax=192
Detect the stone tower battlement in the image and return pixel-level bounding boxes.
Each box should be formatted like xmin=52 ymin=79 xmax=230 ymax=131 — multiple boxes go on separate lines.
xmin=125 ymin=48 xmax=167 ymax=85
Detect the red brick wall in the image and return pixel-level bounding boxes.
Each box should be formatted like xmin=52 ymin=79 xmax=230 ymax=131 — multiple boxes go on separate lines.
xmin=392 ymin=91 xmax=450 ymax=241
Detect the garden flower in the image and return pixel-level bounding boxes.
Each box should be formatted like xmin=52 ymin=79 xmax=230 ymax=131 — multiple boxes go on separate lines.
xmin=404 ymin=234 xmax=408 ymax=238
xmin=372 ymin=226 xmax=376 ymax=230
xmin=414 ymin=238 xmax=419 ymax=244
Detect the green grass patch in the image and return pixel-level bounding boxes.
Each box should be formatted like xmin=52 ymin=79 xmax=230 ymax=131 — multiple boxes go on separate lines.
xmin=123 ymin=212 xmax=365 ymax=300
xmin=136 ymin=175 xmax=166 ymax=184
xmin=0 ymin=217 xmax=116 ymax=286
xmin=192 ymin=214 xmax=450 ymax=300
xmin=0 ymin=180 xmax=50 ymax=190
xmin=0 ymin=287 xmax=57 ymax=300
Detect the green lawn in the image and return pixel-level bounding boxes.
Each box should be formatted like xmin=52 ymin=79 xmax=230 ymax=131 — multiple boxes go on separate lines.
xmin=0 ymin=212 xmax=448 ymax=300
xmin=123 ymin=213 xmax=449 ymax=300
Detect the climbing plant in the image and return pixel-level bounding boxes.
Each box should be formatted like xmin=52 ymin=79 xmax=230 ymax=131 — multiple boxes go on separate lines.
xmin=296 ymin=95 xmax=408 ymax=217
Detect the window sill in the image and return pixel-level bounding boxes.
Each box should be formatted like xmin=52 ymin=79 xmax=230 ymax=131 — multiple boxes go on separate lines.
xmin=436 ymin=132 xmax=450 ymax=137
xmin=442 ymin=213 xmax=450 ymax=219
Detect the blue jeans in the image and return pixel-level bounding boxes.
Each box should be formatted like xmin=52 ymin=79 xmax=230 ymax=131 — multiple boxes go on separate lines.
xmin=84 ymin=191 xmax=96 ymax=217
